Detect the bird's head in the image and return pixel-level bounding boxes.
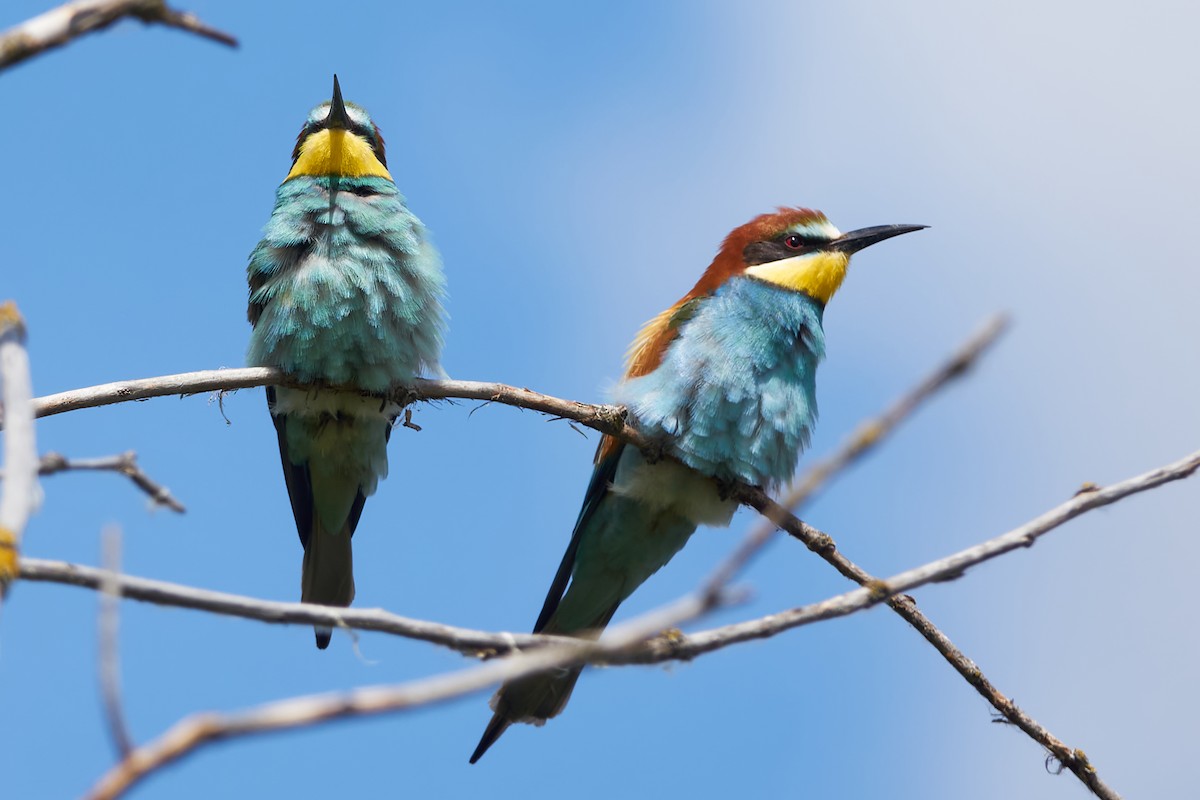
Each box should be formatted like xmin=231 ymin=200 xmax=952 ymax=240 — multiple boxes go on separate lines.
xmin=624 ymin=208 xmax=925 ymax=378
xmin=285 ymin=75 xmax=392 ymax=181
xmin=707 ymin=208 xmax=926 ymax=305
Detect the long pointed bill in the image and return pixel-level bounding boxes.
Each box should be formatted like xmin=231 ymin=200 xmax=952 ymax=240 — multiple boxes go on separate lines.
xmin=328 ymin=74 xmax=351 ymax=130
xmin=829 ymin=224 xmax=928 ymax=254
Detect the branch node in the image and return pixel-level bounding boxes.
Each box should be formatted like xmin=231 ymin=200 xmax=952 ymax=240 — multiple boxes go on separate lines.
xmin=807 ymin=532 xmax=836 ymax=554
xmin=387 ymin=384 xmax=418 ymax=408
xmin=40 ymin=451 xmax=68 ymax=471
xmin=592 ymin=404 xmax=627 ymax=434
xmin=642 ymin=628 xmax=695 ymax=663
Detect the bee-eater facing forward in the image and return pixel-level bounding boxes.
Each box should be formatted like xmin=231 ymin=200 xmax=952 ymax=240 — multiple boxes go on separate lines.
xmin=470 ymin=208 xmax=923 ymax=760
xmin=247 ymin=76 xmax=446 ymax=649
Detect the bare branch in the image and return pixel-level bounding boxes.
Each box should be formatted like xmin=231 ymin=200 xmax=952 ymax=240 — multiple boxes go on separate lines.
xmin=19 ymin=318 xmax=1007 ymax=594
xmin=25 ymin=368 xmax=641 ymax=445
xmin=20 ymin=319 xmax=1144 ymax=799
xmin=0 ymin=0 xmax=237 ymax=72
xmin=79 ymin=396 xmax=771 ymax=798
xmin=727 ymin=474 xmax=1162 ymax=800
xmin=666 ymin=314 xmax=1119 ymax=799
xmin=84 ymin=589 xmax=735 ymax=800
xmin=19 ymin=557 xmax=566 ymax=656
xmin=58 ymin=447 xmax=1191 ymax=800
xmin=22 ymin=447 xmax=1199 ymax=664
xmin=732 ymin=313 xmax=1124 ymax=799
xmin=0 ymin=302 xmax=38 ymax=602
xmin=35 ymin=452 xmax=186 ymax=513
xmin=27 ymin=367 xmax=282 ymax=421
xmin=98 ymin=527 xmax=134 ymax=758
xmin=643 ymin=447 xmax=1200 ymax=661
xmin=21 ymin=312 xmax=1005 ymax=455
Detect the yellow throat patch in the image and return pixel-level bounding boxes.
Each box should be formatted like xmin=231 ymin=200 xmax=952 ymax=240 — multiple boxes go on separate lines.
xmin=744 ymin=251 xmax=850 ymax=304
xmin=286 ymin=129 xmax=393 ymax=181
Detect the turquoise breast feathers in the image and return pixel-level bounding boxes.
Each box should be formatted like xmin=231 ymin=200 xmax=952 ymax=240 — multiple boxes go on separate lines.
xmin=247 ymin=175 xmax=445 ymax=389
xmin=615 ymin=275 xmax=824 ymax=488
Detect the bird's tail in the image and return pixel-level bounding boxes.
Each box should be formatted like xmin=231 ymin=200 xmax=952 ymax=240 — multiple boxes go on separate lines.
xmin=470 ymin=604 xmax=616 ymax=763
xmin=301 ymin=515 xmax=356 ymax=649
xmin=268 ymin=391 xmax=382 ymax=650
xmin=470 ymin=663 xmax=586 ymax=763
xmin=469 ymin=712 xmax=511 ymax=765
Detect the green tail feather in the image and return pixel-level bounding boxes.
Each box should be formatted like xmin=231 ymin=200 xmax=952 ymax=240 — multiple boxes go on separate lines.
xmin=268 ymin=392 xmax=376 ymax=650
xmin=301 ymin=514 xmax=356 ymax=649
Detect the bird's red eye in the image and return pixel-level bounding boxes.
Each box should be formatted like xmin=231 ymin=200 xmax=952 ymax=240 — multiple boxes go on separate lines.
xmin=784 ymin=234 xmax=805 ymax=249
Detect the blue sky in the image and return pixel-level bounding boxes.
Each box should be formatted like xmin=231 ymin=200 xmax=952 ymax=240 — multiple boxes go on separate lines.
xmin=2 ymin=1 xmax=1198 ymax=797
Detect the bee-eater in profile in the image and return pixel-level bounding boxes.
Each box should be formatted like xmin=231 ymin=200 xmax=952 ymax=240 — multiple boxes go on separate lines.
xmin=470 ymin=208 xmax=923 ymax=760
xmin=246 ymin=76 xmax=446 ymax=649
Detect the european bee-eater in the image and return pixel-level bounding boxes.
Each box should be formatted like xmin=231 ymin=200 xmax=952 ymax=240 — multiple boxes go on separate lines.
xmin=246 ymin=76 xmax=446 ymax=649
xmin=470 ymin=208 xmax=923 ymax=760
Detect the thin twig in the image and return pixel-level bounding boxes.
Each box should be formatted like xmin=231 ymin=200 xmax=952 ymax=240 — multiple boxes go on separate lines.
xmin=34 ymin=452 xmax=186 ymax=513
xmin=0 ymin=0 xmax=237 ymax=72
xmin=98 ymin=526 xmax=134 ymax=758
xmin=0 ymin=302 xmax=38 ymax=602
xmin=85 ymin=587 xmax=740 ymax=800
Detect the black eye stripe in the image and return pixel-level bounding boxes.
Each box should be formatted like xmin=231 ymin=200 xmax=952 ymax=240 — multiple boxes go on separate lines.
xmin=782 ymin=232 xmax=825 ymax=248
xmin=309 ymin=119 xmax=374 ymax=139
xmin=304 ymin=120 xmax=383 ymax=152
xmin=742 ymin=232 xmax=833 ymax=266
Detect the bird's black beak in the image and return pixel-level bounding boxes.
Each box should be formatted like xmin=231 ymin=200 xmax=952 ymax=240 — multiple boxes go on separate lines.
xmin=328 ymin=74 xmax=351 ymax=130
xmin=829 ymin=224 xmax=928 ymax=254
